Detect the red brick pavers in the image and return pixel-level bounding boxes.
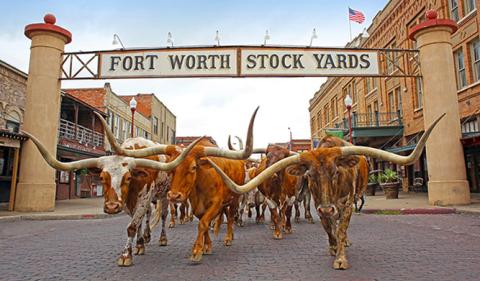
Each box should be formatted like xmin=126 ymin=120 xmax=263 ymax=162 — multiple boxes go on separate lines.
xmin=1 ymin=213 xmax=479 ymax=281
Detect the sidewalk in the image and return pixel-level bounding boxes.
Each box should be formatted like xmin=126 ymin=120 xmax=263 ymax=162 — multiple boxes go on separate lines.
xmin=361 ymin=191 xmax=480 ymax=215
xmin=0 ymin=197 xmax=123 ymax=222
xmin=1 ymin=192 xmax=479 ymax=222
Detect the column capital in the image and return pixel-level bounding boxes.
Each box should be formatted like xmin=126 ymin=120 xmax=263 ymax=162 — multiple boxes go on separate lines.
xmin=24 ymin=14 xmax=72 ymax=44
xmin=409 ymin=10 xmax=457 ymax=41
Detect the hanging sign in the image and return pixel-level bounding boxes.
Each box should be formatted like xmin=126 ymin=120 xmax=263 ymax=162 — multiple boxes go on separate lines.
xmin=97 ymin=46 xmax=379 ymax=78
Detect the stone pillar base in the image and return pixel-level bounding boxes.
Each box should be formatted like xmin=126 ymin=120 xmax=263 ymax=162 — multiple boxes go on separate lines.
xmin=14 ymin=183 xmax=56 ymax=212
xmin=427 ymin=180 xmax=470 ymax=206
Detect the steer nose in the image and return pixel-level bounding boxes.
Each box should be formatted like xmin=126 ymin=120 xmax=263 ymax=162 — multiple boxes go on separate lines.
xmin=317 ymin=205 xmax=336 ymax=217
xmin=167 ymin=191 xmax=183 ymax=202
xmin=104 ymin=201 xmax=122 ymax=214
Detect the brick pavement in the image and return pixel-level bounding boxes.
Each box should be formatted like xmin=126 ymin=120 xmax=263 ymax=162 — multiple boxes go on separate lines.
xmin=0 ymin=213 xmax=479 ymax=281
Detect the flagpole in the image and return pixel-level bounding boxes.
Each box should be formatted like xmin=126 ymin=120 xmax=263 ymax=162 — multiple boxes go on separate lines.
xmin=348 ymin=7 xmax=352 ymax=41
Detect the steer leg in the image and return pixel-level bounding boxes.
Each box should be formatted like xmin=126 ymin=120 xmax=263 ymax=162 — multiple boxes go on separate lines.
xmin=269 ymin=207 xmax=282 ymax=240
xmin=285 ymin=204 xmax=293 ymax=234
xmin=333 ymin=201 xmax=354 ymax=270
xmin=190 ymin=201 xmax=221 ymax=263
xmin=179 ymin=203 xmax=187 ymax=224
xmin=225 ymin=203 xmax=238 ymax=246
xmin=143 ymin=207 xmax=152 ymax=244
xmin=134 ymin=222 xmax=146 ymax=256
xmin=304 ymin=191 xmax=314 ymax=224
xmin=169 ymin=203 xmax=176 ymax=228
xmin=159 ymin=196 xmax=169 ymax=246
xmin=294 ymin=201 xmax=301 ymax=223
xmin=320 ymin=216 xmax=337 ymax=257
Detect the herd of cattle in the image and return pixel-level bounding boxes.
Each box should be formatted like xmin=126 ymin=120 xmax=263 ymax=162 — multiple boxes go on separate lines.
xmin=24 ymin=107 xmax=444 ymax=270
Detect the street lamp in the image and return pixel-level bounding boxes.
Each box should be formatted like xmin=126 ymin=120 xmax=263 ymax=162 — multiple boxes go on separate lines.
xmin=344 ymin=94 xmax=353 ymax=143
xmin=166 ymin=32 xmax=174 ymax=47
xmin=129 ymin=97 xmax=137 ymax=138
xmin=215 ymin=30 xmax=220 ymax=46
xmin=263 ymin=30 xmax=270 ymax=45
xmin=112 ymin=34 xmax=125 ymax=49
xmin=288 ymin=127 xmax=293 ymax=150
xmin=309 ymin=28 xmax=318 ymax=47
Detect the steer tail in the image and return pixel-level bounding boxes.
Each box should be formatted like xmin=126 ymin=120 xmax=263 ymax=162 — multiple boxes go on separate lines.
xmin=149 ymin=200 xmax=162 ymax=230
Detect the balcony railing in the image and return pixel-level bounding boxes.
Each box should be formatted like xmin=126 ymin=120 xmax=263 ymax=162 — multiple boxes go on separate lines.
xmin=59 ymin=119 xmax=104 ymax=148
xmin=335 ymin=111 xmax=403 ymax=129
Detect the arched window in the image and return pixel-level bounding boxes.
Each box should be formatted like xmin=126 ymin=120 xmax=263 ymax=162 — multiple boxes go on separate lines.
xmin=6 ymin=110 xmax=21 ymax=133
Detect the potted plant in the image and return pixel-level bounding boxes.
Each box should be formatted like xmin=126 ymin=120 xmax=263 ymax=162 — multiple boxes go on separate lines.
xmin=378 ymin=169 xmax=400 ymax=199
xmin=367 ymin=174 xmax=378 ymax=196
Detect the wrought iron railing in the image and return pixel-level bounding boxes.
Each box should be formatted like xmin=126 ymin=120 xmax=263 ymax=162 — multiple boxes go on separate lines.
xmin=59 ymin=119 xmax=104 ymax=147
xmin=334 ymin=111 xmax=403 ymax=129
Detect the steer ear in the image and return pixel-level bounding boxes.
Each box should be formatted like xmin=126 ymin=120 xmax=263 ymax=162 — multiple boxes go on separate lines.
xmin=286 ymin=164 xmax=308 ymax=176
xmin=132 ymin=169 xmax=149 ymax=179
xmin=336 ymin=155 xmax=360 ymax=168
xmin=197 ymin=157 xmax=211 ymax=168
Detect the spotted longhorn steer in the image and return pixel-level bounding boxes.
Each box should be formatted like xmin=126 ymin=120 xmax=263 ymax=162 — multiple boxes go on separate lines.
xmin=207 ymin=114 xmax=444 ymax=269
xmin=24 ymin=115 xmax=198 ymax=267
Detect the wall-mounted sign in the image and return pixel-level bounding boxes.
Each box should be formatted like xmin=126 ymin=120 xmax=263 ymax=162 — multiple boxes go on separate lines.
xmin=97 ymin=46 xmax=380 ymax=79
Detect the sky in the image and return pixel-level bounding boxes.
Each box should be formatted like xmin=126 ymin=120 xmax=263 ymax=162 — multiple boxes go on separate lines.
xmin=1 ymin=0 xmax=388 ymax=148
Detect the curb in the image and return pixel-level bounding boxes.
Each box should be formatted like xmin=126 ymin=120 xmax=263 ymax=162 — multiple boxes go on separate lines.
xmin=0 ymin=213 xmax=125 ymax=222
xmin=360 ymin=208 xmax=457 ymax=215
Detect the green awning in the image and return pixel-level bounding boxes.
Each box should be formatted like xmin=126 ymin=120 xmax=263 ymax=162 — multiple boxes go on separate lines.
xmin=325 ymin=129 xmax=344 ymax=138
xmin=386 ymin=144 xmax=416 ymax=153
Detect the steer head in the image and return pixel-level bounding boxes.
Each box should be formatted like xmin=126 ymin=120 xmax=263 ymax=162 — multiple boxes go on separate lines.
xmin=287 ymin=149 xmax=359 ymax=219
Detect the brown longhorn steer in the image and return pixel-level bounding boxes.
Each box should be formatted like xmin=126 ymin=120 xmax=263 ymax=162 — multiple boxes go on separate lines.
xmin=318 ymin=136 xmax=369 ymax=212
xmin=24 ymin=116 xmax=199 ymax=267
xmin=163 ymin=108 xmax=258 ymax=263
xmin=254 ymin=145 xmax=303 ymax=239
xmin=207 ymin=114 xmax=444 ymax=269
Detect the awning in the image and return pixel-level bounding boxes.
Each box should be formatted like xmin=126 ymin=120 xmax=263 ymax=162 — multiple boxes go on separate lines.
xmin=386 ymin=144 xmax=416 ymax=153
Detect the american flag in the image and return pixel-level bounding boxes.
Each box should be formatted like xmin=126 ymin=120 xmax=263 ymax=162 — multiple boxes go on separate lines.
xmin=349 ymin=7 xmax=365 ymax=24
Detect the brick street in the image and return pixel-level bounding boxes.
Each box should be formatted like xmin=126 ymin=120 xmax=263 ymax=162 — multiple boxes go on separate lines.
xmin=1 ymin=213 xmax=479 ymax=281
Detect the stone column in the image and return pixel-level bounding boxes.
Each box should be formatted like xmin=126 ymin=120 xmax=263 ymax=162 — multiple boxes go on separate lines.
xmin=409 ymin=10 xmax=470 ymax=205
xmin=15 ymin=14 xmax=72 ymax=211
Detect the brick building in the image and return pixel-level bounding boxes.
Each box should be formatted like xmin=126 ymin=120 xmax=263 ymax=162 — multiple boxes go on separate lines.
xmin=119 ymin=94 xmax=176 ymax=144
xmin=64 ymin=83 xmax=151 ymax=150
xmin=176 ymin=136 xmax=217 ymax=146
xmin=309 ymin=0 xmax=480 ymax=193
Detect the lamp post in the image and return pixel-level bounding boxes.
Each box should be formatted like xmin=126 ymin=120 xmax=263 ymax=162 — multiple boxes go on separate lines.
xmin=130 ymin=97 xmax=137 ymax=138
xmin=344 ymin=94 xmax=353 ymax=144
xmin=112 ymin=34 xmax=125 ymax=49
xmin=288 ymin=127 xmax=292 ymax=150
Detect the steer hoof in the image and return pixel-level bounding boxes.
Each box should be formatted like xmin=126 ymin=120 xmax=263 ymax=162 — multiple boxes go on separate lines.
xmin=159 ymin=236 xmax=168 ymax=246
xmin=116 ymin=255 xmax=133 ymax=267
xmin=273 ymin=232 xmax=283 ymax=240
xmin=224 ymin=239 xmax=233 ymax=246
xmin=203 ymin=246 xmax=213 ymax=255
xmin=333 ymin=257 xmax=349 ymax=270
xmin=307 ymin=217 xmax=314 ymax=224
xmin=345 ymin=239 xmax=352 ymax=247
xmin=284 ymin=226 xmax=292 ymax=234
xmin=190 ymin=252 xmax=203 ymax=263
xmin=168 ymin=222 xmax=175 ymax=228
xmin=133 ymin=245 xmax=145 ymax=255
xmin=143 ymin=233 xmax=151 ymax=244
xmin=294 ymin=217 xmax=300 ymax=223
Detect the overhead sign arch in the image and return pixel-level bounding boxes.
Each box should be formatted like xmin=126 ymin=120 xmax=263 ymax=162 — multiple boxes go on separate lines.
xmin=61 ymin=45 xmax=420 ymax=80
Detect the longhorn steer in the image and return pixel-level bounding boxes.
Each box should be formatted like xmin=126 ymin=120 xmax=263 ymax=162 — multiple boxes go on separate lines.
xmin=207 ymin=114 xmax=444 ymax=269
xmin=24 ymin=115 xmax=198 ymax=267
xmin=164 ymin=108 xmax=258 ymax=262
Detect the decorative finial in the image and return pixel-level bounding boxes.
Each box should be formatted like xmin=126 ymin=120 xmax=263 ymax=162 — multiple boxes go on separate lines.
xmin=44 ymin=14 xmax=56 ymax=25
xmin=425 ymin=10 xmax=438 ymax=20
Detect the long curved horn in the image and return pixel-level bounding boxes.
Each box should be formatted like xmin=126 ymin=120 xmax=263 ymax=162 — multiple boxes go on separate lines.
xmin=206 ymin=154 xmax=301 ymax=193
xmin=227 ymin=135 xmax=235 ymax=150
xmin=132 ymin=137 xmax=202 ymax=170
xmin=94 ymin=112 xmax=125 ymax=155
xmin=339 ymin=113 xmax=445 ymax=165
xmin=227 ymin=135 xmax=245 ymax=150
xmin=235 ymin=136 xmax=244 ymax=150
xmin=23 ymin=131 xmax=99 ymax=171
xmin=203 ymin=106 xmax=259 ymax=159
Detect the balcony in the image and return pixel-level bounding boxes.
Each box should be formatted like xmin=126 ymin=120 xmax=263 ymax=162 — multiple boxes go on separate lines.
xmin=334 ymin=111 xmax=404 ymax=139
xmin=58 ymin=119 xmax=104 ymax=148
